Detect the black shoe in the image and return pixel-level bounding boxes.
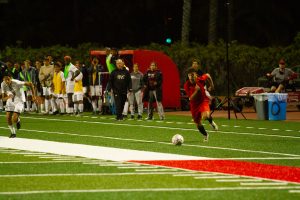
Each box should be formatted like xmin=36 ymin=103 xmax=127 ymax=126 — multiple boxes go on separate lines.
xmin=52 ymin=110 xmax=59 ymax=115
xmin=122 ymin=114 xmax=127 ymax=118
xmin=137 ymin=115 xmax=142 ymax=120
xmin=130 ymin=115 xmax=134 ymax=119
xmin=16 ymin=119 xmax=21 ymax=130
xmin=9 ymin=134 xmax=16 ymax=138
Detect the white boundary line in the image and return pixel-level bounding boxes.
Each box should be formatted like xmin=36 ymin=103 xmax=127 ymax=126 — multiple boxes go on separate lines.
xmin=1 ymin=186 xmax=300 ymax=195
xmin=1 ymin=127 xmax=299 ymax=157
xmin=2 ymin=115 xmax=299 ymax=139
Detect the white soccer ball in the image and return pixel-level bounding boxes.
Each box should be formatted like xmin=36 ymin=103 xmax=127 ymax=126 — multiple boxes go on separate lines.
xmin=172 ymin=134 xmax=184 ymax=146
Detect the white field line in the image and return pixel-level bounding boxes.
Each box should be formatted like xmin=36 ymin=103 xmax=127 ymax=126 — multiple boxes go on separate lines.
xmin=173 ymin=173 xmax=221 ymax=177
xmin=0 ymin=136 xmax=205 ymax=161
xmin=289 ymin=190 xmax=300 ymax=193
xmin=2 ymin=186 xmax=300 ymax=195
xmin=1 ymin=126 xmax=299 ymax=157
xmin=117 ymin=166 xmax=159 ymax=169
xmin=0 ymin=161 xmax=82 ymax=164
xmin=240 ymin=182 xmax=288 ymax=186
xmin=216 ymin=179 xmax=263 ymax=182
xmin=134 ymin=169 xmax=180 ymax=172
xmin=0 ymin=172 xmax=205 ymax=178
xmin=194 ymin=175 xmax=240 ymax=179
xmin=4 ymin=115 xmax=300 ymax=139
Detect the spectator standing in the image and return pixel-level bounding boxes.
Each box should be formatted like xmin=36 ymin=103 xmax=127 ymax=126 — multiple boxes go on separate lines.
xmin=63 ymin=56 xmax=80 ymax=115
xmin=128 ymin=63 xmax=144 ymax=119
xmin=52 ymin=62 xmax=65 ymax=115
xmin=88 ymin=57 xmax=104 ymax=115
xmin=108 ymin=59 xmax=132 ymax=120
xmin=73 ymin=61 xmax=84 ymax=116
xmin=38 ymin=57 xmax=54 ymax=114
xmin=143 ymin=62 xmax=165 ymax=120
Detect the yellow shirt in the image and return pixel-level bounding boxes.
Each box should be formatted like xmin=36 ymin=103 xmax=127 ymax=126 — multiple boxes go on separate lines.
xmin=74 ymin=72 xmax=83 ymax=93
xmin=53 ymin=71 xmax=65 ymax=94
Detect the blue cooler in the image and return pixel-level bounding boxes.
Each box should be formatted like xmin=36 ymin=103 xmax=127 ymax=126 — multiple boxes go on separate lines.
xmin=268 ymin=93 xmax=288 ymax=120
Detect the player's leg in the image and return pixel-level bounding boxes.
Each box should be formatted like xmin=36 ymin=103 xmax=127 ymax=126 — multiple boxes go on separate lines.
xmin=128 ymin=92 xmax=135 ymax=118
xmin=193 ymin=111 xmax=209 ymax=142
xmin=6 ymin=111 xmax=16 ymax=138
xmin=153 ymin=90 xmax=165 ymax=120
xmin=136 ymin=90 xmax=143 ymax=119
xmin=146 ymin=91 xmax=154 ymax=120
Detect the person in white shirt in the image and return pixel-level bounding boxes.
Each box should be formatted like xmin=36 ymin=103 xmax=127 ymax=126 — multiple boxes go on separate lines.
xmin=63 ymin=56 xmax=80 ymax=114
xmin=1 ymin=73 xmax=36 ymax=138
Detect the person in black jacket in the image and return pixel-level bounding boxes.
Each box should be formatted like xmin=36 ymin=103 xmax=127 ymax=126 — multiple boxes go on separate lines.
xmin=108 ymin=58 xmax=132 ymax=120
xmin=143 ymin=62 xmax=165 ymax=120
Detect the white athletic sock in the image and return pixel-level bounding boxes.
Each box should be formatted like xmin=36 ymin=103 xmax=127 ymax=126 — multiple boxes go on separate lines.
xmin=74 ymin=103 xmax=79 ymax=113
xmin=79 ymin=103 xmax=84 ymax=113
xmin=98 ymin=99 xmax=102 ymax=112
xmin=0 ymin=99 xmax=3 ymax=110
xmin=8 ymin=125 xmax=16 ymax=135
xmin=92 ymin=100 xmax=97 ymax=112
xmin=45 ymin=99 xmax=50 ymax=113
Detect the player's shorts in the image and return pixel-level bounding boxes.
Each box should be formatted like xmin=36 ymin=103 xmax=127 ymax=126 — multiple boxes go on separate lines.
xmin=90 ymin=85 xmax=102 ymax=96
xmin=73 ymin=93 xmax=83 ymax=102
xmin=191 ymin=101 xmax=210 ymax=123
xmin=66 ymin=82 xmax=75 ymax=94
xmin=42 ymin=87 xmax=52 ymax=96
xmin=83 ymin=87 xmax=87 ymax=94
xmin=5 ymin=98 xmax=24 ymax=113
xmin=53 ymin=93 xmax=64 ymax=99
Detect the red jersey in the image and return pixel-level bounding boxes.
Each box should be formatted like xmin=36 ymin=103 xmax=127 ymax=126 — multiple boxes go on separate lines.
xmin=184 ymin=74 xmax=210 ymax=123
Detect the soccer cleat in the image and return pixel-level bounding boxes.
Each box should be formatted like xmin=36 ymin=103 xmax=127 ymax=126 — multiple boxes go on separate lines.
xmin=203 ymin=134 xmax=209 ymax=142
xmin=9 ymin=134 xmax=16 ymax=138
xmin=137 ymin=115 xmax=142 ymax=120
xmin=130 ymin=115 xmax=134 ymax=119
xmin=210 ymin=121 xmax=218 ymax=131
xmin=16 ymin=118 xmax=21 ymax=130
xmin=145 ymin=117 xmax=153 ymax=120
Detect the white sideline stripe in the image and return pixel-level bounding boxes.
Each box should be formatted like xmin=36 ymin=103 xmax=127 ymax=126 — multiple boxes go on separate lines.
xmin=194 ymin=175 xmax=240 ymax=179
xmin=135 ymin=169 xmax=179 ymax=172
xmin=1 ymin=127 xmax=299 ymax=157
xmin=2 ymin=186 xmax=300 ymax=195
xmin=0 ymin=161 xmax=81 ymax=164
xmin=216 ymin=179 xmax=263 ymax=182
xmin=0 ymin=172 xmax=204 ymax=177
xmin=240 ymin=182 xmax=288 ymax=186
xmin=0 ymin=136 xmax=205 ymax=161
xmin=4 ymin=115 xmax=300 ymax=139
xmin=173 ymin=173 xmax=220 ymax=177
xmin=289 ymin=190 xmax=300 ymax=193
xmin=118 ymin=166 xmax=159 ymax=169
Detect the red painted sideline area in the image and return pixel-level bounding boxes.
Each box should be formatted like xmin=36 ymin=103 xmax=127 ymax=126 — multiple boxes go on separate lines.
xmin=130 ymin=160 xmax=300 ymax=183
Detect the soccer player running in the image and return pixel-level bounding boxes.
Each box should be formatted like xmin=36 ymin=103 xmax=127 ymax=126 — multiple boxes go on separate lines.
xmin=1 ymin=73 xmax=36 ymax=138
xmin=184 ymin=67 xmax=218 ymax=142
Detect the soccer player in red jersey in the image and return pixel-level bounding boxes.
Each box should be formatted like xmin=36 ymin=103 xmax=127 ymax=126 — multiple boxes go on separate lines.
xmin=184 ymin=68 xmax=218 ymax=142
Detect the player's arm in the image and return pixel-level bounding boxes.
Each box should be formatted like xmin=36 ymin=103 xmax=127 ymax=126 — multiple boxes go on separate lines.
xmin=205 ymin=73 xmax=214 ymax=91
xmin=24 ymin=82 xmax=36 ymax=100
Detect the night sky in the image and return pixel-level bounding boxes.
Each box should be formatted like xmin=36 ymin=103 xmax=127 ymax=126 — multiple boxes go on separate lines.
xmin=0 ymin=0 xmax=300 ymax=48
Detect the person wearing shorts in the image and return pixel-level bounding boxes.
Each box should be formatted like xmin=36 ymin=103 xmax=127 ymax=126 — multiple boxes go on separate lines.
xmin=184 ymin=67 xmax=218 ymax=142
xmin=1 ymin=74 xmax=36 ymax=138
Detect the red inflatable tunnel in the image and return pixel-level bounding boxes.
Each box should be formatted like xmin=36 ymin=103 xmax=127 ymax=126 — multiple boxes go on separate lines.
xmin=90 ymin=49 xmax=181 ymax=109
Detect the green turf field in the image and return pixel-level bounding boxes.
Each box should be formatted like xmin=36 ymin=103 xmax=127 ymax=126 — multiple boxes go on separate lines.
xmin=0 ymin=112 xmax=299 ymax=199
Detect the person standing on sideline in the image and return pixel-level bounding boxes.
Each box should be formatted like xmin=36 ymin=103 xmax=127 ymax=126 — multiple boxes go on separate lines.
xmin=1 ymin=73 xmax=36 ymax=138
xmin=143 ymin=62 xmax=165 ymax=120
xmin=73 ymin=61 xmax=84 ymax=116
xmin=63 ymin=56 xmax=80 ymax=115
xmin=88 ymin=57 xmax=104 ymax=115
xmin=108 ymin=58 xmax=132 ymax=120
xmin=52 ymin=62 xmax=65 ymax=115
xmin=39 ymin=57 xmax=54 ymax=114
xmin=128 ymin=63 xmax=144 ymax=119
xmin=184 ymin=67 xmax=218 ymax=142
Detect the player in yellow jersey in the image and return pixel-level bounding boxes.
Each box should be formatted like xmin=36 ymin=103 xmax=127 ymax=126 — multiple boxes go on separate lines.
xmin=52 ymin=62 xmax=65 ymax=115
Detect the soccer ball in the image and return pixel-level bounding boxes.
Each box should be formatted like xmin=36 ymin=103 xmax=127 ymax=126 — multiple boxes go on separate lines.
xmin=172 ymin=134 xmax=184 ymax=146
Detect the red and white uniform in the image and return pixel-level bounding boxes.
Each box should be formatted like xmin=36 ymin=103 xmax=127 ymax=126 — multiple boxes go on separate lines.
xmin=184 ymin=74 xmax=210 ymax=123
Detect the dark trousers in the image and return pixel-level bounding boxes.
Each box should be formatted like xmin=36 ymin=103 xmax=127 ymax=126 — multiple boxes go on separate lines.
xmin=114 ymin=92 xmax=127 ymax=119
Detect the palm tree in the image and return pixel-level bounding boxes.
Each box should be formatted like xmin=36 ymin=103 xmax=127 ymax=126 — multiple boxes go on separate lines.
xmin=208 ymin=0 xmax=217 ymax=44
xmin=181 ymin=0 xmax=192 ymax=46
